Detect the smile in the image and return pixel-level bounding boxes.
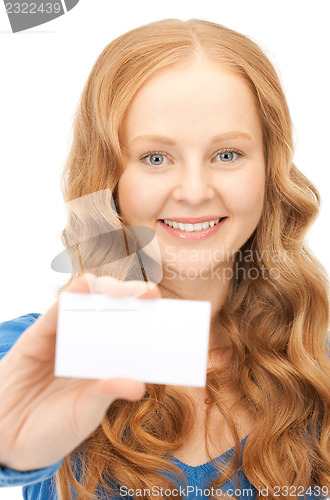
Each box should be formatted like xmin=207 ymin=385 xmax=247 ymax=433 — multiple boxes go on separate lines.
xmin=157 ymin=217 xmax=228 ymax=240
xmin=162 ymin=218 xmax=223 ymax=232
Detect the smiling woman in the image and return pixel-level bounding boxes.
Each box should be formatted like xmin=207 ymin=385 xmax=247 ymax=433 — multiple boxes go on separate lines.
xmin=55 ymin=18 xmax=329 ymax=500
xmin=0 ymin=17 xmax=329 ymax=500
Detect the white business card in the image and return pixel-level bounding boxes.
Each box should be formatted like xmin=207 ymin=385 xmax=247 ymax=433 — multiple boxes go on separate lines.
xmin=55 ymin=292 xmax=211 ymax=387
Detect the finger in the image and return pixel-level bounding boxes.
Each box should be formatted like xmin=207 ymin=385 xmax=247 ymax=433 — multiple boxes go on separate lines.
xmin=72 ymin=378 xmax=146 ymax=440
xmin=93 ymin=377 xmax=146 ymax=401
xmin=122 ymin=280 xmax=162 ymax=299
xmin=133 ymin=283 xmax=162 ymax=300
xmin=94 ymin=277 xmax=162 ymax=299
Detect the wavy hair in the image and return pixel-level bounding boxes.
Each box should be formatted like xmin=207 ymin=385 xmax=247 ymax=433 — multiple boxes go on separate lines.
xmin=53 ymin=18 xmax=330 ymax=500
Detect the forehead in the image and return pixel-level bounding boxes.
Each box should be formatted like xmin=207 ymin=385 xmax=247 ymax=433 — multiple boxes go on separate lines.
xmin=120 ymin=62 xmax=262 ymax=145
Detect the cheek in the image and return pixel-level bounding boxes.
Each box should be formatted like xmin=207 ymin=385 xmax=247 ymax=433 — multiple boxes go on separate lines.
xmin=117 ymin=169 xmax=163 ymax=223
xmin=221 ymin=168 xmax=265 ymax=218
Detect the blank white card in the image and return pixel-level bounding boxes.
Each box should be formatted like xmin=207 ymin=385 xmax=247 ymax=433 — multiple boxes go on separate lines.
xmin=55 ymin=292 xmax=211 ymax=387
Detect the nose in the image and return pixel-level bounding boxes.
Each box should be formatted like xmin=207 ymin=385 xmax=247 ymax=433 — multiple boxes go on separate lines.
xmin=171 ymin=158 xmax=214 ymax=205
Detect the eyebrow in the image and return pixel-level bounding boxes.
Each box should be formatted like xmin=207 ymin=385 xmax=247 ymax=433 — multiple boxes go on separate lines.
xmin=128 ymin=131 xmax=252 ymax=146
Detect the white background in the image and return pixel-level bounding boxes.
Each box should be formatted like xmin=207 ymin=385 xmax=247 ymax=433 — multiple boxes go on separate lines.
xmin=0 ymin=1 xmax=329 ymax=498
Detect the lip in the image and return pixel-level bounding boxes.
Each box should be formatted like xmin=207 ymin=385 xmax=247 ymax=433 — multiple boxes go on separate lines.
xmin=157 ymin=217 xmax=228 ymax=240
xmin=157 ymin=215 xmax=225 ymax=223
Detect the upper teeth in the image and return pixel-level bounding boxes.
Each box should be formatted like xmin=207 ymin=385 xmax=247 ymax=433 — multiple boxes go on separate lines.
xmin=163 ymin=218 xmax=221 ymax=231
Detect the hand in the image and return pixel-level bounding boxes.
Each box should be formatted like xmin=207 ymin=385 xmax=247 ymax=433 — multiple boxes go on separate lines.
xmin=0 ymin=274 xmax=161 ymax=472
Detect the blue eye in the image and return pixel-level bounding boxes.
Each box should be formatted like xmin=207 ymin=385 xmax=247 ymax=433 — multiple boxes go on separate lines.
xmin=215 ymin=150 xmax=242 ymax=162
xmin=139 ymin=151 xmax=169 ymax=166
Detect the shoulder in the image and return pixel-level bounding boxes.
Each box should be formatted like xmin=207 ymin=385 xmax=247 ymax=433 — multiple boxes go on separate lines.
xmin=0 ymin=313 xmax=41 ymax=361
xmin=0 ymin=313 xmax=41 ymax=335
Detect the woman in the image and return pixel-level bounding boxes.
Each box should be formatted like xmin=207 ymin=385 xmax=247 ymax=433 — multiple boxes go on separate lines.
xmin=0 ymin=18 xmax=329 ymax=500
